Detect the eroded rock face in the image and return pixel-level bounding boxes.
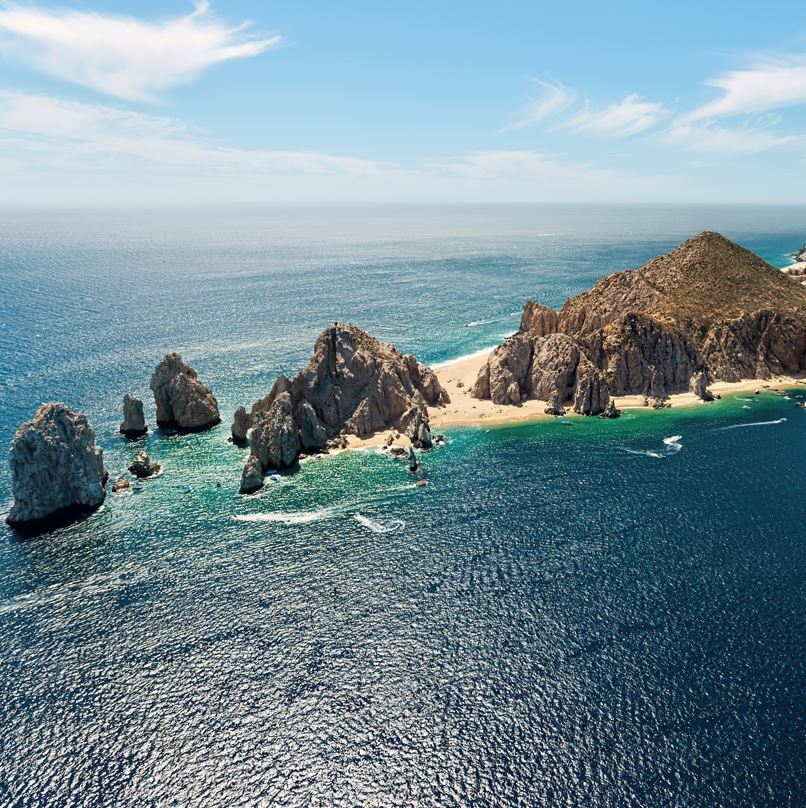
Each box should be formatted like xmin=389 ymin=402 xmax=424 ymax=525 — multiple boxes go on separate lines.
xmin=149 ymin=353 xmax=220 ymax=431
xmin=128 ymin=450 xmax=161 ymax=479
xmin=239 ymin=455 xmax=263 ymax=494
xmin=250 ymin=392 xmax=301 ymax=471
xmin=231 ymin=405 xmax=251 ymax=444
xmin=242 ymin=324 xmax=448 ymax=471
xmin=120 ymin=394 xmax=147 ymax=437
xmin=689 ymin=370 xmax=715 ymax=402
xmin=472 ymin=233 xmax=806 ymax=411
xmin=7 ymin=403 xmax=107 ymax=526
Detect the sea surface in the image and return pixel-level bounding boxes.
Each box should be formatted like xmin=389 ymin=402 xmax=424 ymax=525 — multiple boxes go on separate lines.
xmin=0 ymin=205 xmax=804 ymax=807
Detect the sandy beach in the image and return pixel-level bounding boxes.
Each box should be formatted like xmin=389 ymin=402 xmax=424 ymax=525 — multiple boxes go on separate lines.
xmin=340 ymin=346 xmax=805 ymax=451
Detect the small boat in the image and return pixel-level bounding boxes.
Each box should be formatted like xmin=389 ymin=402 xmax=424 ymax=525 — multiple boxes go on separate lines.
xmin=416 ymin=480 xmax=428 ymax=487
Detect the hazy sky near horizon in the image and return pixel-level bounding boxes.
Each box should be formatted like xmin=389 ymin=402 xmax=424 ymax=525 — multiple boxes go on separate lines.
xmin=1 ymin=0 xmax=806 ymax=204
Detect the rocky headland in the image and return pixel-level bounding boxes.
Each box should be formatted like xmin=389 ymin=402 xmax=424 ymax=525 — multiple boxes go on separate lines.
xmin=7 ymin=403 xmax=107 ymax=527
xmin=470 ymin=232 xmax=806 ymax=414
xmin=150 ymin=353 xmax=220 ymax=431
xmin=235 ymin=323 xmax=448 ymax=490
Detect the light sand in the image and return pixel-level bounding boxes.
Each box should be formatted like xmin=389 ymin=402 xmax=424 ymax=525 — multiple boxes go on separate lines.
xmin=337 ymin=347 xmax=805 ymax=451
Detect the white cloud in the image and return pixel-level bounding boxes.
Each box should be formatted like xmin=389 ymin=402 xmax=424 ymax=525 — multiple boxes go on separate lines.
xmin=502 ymin=79 xmax=668 ymax=139
xmin=687 ymin=58 xmax=806 ymax=121
xmin=664 ymin=118 xmax=798 ymax=155
xmin=565 ymin=94 xmax=670 ymax=138
xmin=0 ymin=1 xmax=281 ymax=101
xmin=499 ymin=78 xmax=578 ymax=132
xmin=0 ymin=90 xmax=397 ymax=174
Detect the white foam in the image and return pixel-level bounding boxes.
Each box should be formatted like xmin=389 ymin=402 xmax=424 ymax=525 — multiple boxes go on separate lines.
xmin=623 ymin=435 xmax=682 ymax=459
xmin=234 ymin=508 xmax=335 ymax=525
xmin=353 ymin=513 xmax=405 ymax=534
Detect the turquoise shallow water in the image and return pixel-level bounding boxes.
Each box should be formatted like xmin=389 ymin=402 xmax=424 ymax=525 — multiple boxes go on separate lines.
xmin=1 ymin=206 xmax=805 ymax=806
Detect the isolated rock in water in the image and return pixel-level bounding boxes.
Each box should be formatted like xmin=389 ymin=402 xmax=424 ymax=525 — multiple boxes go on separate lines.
xmin=7 ymin=403 xmax=107 ymax=526
xmin=689 ymin=370 xmax=715 ymax=402
xmin=239 ymin=454 xmax=264 ymax=494
xmin=149 ymin=352 xmax=220 ymax=431
xmin=474 ymin=232 xmax=806 ymax=410
xmin=573 ymin=360 xmax=610 ymax=416
xmin=250 ymin=392 xmax=301 ymax=471
xmin=600 ymin=400 xmax=622 ymax=419
xmin=231 ymin=405 xmax=251 ymax=443
xmin=128 ymin=450 xmax=161 ymax=479
xmin=796 ymin=243 xmax=806 ymax=262
xmin=243 ymin=323 xmax=448 ymax=470
xmin=112 ymin=476 xmax=130 ymax=493
xmin=120 ymin=393 xmax=147 ymax=437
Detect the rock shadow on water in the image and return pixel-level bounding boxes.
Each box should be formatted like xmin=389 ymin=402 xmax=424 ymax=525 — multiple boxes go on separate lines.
xmin=5 ymin=503 xmax=107 ymax=540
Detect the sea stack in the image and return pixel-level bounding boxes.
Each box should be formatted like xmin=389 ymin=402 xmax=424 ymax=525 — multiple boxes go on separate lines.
xmin=239 ymin=455 xmax=264 ymax=494
xmin=149 ymin=352 xmax=220 ymax=431
xmin=7 ymin=403 xmax=107 ymax=527
xmin=472 ymin=232 xmax=806 ymax=412
xmin=238 ymin=323 xmax=448 ymax=480
xmin=120 ymin=393 xmax=147 ymax=437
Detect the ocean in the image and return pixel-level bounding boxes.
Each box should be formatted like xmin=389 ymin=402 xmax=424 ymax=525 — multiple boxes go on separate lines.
xmin=1 ymin=205 xmax=804 ymax=806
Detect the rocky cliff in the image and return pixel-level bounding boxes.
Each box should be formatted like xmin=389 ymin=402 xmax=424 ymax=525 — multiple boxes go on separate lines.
xmin=473 ymin=232 xmax=806 ymax=413
xmin=150 ymin=353 xmax=220 ymax=431
xmin=235 ymin=323 xmax=448 ymax=480
xmin=7 ymin=403 xmax=107 ymax=527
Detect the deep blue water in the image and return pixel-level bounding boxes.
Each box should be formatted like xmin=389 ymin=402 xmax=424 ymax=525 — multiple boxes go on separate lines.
xmin=1 ymin=206 xmax=805 ymax=806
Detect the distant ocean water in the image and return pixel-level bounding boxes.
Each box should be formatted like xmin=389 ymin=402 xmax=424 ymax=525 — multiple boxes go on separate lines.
xmin=1 ymin=205 xmax=804 ymax=807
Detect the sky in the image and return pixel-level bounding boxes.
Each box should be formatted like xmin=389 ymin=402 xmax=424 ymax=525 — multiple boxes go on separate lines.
xmin=1 ymin=0 xmax=806 ymax=205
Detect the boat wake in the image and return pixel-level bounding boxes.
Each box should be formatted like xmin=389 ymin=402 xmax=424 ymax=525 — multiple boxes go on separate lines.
xmin=233 ymin=483 xmax=419 ymax=527
xmin=465 ymin=312 xmax=520 ymax=328
xmin=622 ymin=435 xmax=682 ymax=459
xmin=715 ymin=418 xmax=787 ymax=431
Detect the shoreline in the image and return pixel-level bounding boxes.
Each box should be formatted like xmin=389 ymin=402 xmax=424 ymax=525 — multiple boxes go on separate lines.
xmin=341 ymin=347 xmax=805 ymax=451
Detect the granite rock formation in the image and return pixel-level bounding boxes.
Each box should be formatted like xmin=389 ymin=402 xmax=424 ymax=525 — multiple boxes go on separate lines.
xmin=688 ymin=370 xmax=714 ymax=402
xmin=112 ymin=477 xmax=130 ymax=493
xmin=239 ymin=323 xmax=448 ymax=477
xmin=473 ymin=232 xmax=806 ymax=413
xmin=120 ymin=393 xmax=147 ymax=437
xmin=795 ymin=243 xmax=806 ymax=262
xmin=7 ymin=403 xmax=107 ymax=526
xmin=150 ymin=353 xmax=220 ymax=431
xmin=239 ymin=455 xmax=264 ymax=494
xmin=128 ymin=450 xmax=161 ymax=479
xmin=231 ymin=405 xmax=250 ymax=443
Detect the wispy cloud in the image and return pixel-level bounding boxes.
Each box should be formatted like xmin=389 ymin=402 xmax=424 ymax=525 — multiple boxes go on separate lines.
xmin=499 ymin=78 xmax=578 ymax=132
xmin=565 ymin=94 xmax=670 ymax=138
xmin=664 ymin=118 xmax=798 ymax=155
xmin=0 ymin=1 xmax=281 ymax=102
xmin=502 ymin=79 xmax=668 ymax=139
xmin=686 ymin=57 xmax=806 ymax=121
xmin=0 ymin=90 xmax=396 ymax=174
xmin=434 ymin=150 xmax=631 ymax=182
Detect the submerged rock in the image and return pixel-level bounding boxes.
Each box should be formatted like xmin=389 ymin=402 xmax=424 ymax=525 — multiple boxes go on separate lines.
xmin=149 ymin=352 xmax=220 ymax=431
xmin=120 ymin=393 xmax=147 ymax=437
xmin=128 ymin=450 xmax=161 ymax=479
xmin=239 ymin=455 xmax=264 ymax=494
xmin=242 ymin=323 xmax=448 ymax=472
xmin=7 ymin=403 xmax=107 ymax=527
